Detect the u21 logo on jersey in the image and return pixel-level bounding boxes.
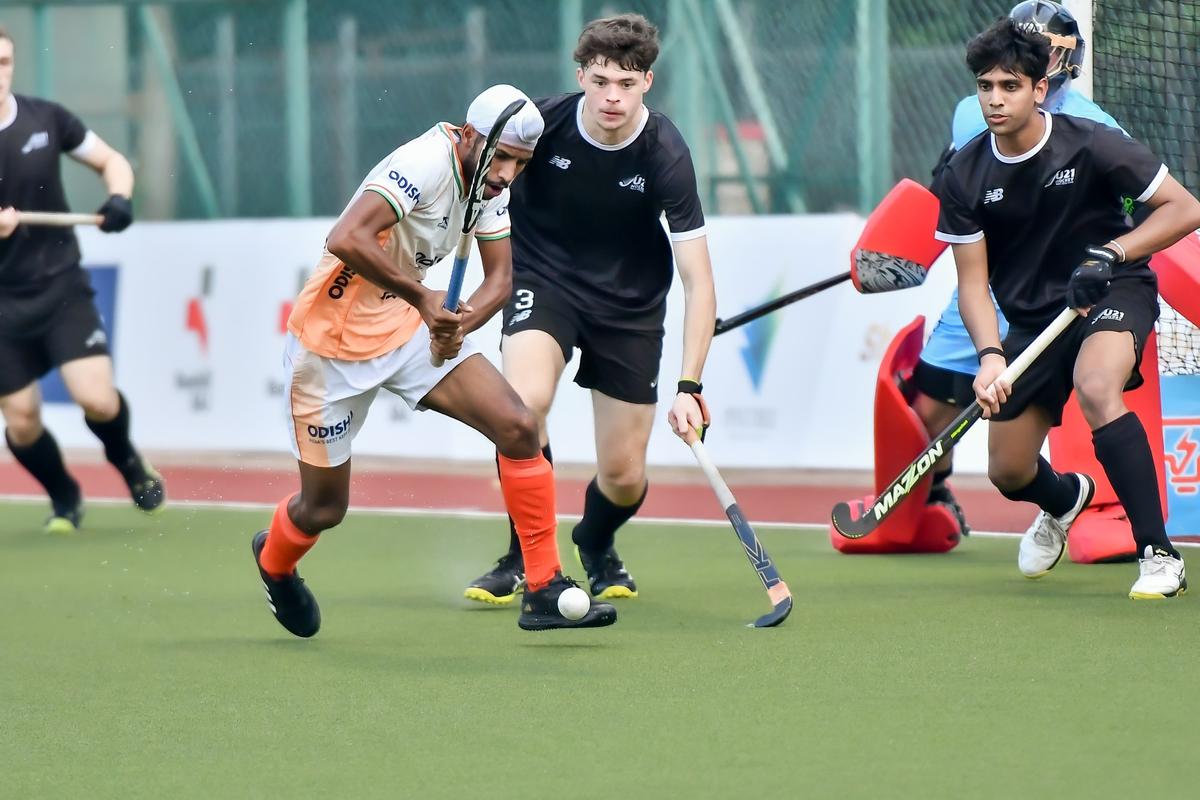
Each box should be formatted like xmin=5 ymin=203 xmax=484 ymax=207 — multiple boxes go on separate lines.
xmin=388 ymin=170 xmax=421 ymax=202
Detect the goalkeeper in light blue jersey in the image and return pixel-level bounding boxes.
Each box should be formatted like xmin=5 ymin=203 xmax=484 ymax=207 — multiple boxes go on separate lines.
xmin=914 ymin=0 xmax=1129 ymax=533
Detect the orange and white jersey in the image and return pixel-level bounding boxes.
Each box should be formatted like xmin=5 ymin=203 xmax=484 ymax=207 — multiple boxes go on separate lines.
xmin=288 ymin=123 xmax=511 ymax=361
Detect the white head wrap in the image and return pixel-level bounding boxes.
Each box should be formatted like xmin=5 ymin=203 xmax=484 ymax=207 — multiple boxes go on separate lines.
xmin=466 ymin=84 xmax=544 ymax=151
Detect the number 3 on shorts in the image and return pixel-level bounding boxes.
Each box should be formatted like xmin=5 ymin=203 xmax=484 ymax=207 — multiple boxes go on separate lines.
xmin=515 ymin=289 xmax=535 ymax=311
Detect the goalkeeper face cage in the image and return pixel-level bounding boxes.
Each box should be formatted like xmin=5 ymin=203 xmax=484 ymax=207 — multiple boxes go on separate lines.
xmin=1010 ymin=0 xmax=1086 ymax=80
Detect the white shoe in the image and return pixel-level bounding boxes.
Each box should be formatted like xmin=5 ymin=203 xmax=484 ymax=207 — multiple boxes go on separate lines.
xmin=1129 ymin=546 xmax=1187 ymax=599
xmin=1017 ymin=473 xmax=1095 ymax=578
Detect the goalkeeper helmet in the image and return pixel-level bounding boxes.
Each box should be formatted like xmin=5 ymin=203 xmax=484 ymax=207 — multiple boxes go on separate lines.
xmin=1009 ymin=0 xmax=1085 ymax=81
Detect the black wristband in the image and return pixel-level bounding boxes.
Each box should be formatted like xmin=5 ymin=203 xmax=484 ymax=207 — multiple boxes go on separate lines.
xmin=977 ymin=347 xmax=1005 ymax=363
xmin=677 ymin=379 xmax=703 ymax=395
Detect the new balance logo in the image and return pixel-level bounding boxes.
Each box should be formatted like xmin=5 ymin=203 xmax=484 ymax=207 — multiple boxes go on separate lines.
xmin=21 ymin=132 xmax=49 ymax=154
xmin=983 ymin=188 xmax=1004 ymax=204
xmin=549 ymin=155 xmax=571 ymax=170
xmin=1044 ymin=168 xmax=1076 ymax=188
xmin=84 ymin=328 xmax=108 ymax=349
xmin=619 ymin=175 xmax=646 ymax=193
xmin=1092 ymin=308 xmax=1125 ymax=324
xmin=509 ymin=309 xmax=532 ymax=326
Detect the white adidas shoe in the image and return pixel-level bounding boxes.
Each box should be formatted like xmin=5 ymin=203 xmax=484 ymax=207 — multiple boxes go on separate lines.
xmin=1017 ymin=473 xmax=1095 ymax=578
xmin=1129 ymin=546 xmax=1187 ymax=600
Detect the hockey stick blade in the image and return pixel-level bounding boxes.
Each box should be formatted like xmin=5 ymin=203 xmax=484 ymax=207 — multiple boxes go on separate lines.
xmin=831 ymin=306 xmax=1079 ymax=539
xmin=831 ymin=403 xmax=983 ymax=538
xmin=689 ymin=436 xmax=793 ymax=628
xmin=726 ymin=503 xmax=794 ymax=628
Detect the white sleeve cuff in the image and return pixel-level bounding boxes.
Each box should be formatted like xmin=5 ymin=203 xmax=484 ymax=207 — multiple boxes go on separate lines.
xmin=934 ymin=230 xmax=984 ymax=244
xmin=1135 ymin=164 xmax=1169 ymax=203
xmin=67 ymin=130 xmax=99 ymax=160
xmin=669 ymin=226 xmax=706 ymax=242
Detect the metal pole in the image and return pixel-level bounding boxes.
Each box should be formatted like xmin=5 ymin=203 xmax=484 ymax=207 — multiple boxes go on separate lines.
xmin=137 ymin=4 xmax=221 ymax=217
xmin=283 ymin=0 xmax=312 ymax=217
xmin=559 ymin=0 xmax=584 ymax=91
xmin=1063 ymin=0 xmax=1093 ymax=98
xmin=215 ymin=13 xmax=237 ymax=217
xmin=33 ymin=3 xmax=53 ymax=98
xmin=856 ymin=0 xmax=891 ymax=212
xmin=684 ymin=0 xmax=764 ymax=214
xmin=465 ymin=5 xmax=486 ymax=98
xmin=712 ymin=0 xmax=805 ymax=212
xmin=667 ymin=0 xmax=706 ymax=201
xmin=336 ymin=15 xmax=359 ymax=203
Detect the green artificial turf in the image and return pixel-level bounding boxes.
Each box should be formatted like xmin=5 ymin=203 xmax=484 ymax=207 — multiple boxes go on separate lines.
xmin=1 ymin=500 xmax=1197 ymax=798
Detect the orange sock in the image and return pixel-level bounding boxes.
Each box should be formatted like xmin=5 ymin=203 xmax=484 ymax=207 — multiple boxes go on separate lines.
xmin=497 ymin=453 xmax=560 ymax=591
xmin=260 ymin=494 xmax=319 ymax=578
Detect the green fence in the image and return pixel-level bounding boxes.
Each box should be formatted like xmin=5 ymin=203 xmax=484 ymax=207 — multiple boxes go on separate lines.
xmin=1 ymin=1 xmax=1085 ymax=219
xmin=1093 ymin=0 xmax=1200 ymax=197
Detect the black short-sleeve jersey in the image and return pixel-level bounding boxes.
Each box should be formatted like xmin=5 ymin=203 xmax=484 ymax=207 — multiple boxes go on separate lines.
xmin=0 ymin=95 xmax=90 ymax=290
xmin=508 ymin=93 xmax=706 ymax=329
xmin=934 ymin=111 xmax=1163 ymax=327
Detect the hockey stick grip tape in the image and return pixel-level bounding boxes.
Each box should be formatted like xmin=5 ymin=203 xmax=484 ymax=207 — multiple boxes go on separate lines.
xmin=17 ymin=211 xmax=104 ymax=227
xmin=993 ymin=307 xmax=1079 ymax=387
xmin=689 ymin=438 xmax=736 ymax=511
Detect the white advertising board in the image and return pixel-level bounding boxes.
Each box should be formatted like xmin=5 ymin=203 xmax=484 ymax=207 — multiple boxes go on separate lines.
xmin=43 ymin=216 xmax=992 ymax=472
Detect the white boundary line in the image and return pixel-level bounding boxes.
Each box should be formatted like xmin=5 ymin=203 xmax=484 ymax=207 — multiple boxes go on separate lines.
xmin=5 ymin=493 xmax=1197 ymax=545
xmin=0 ymin=492 xmax=1023 ymax=539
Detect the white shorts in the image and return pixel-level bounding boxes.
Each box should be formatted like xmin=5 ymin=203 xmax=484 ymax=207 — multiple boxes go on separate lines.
xmin=282 ymin=326 xmax=479 ymax=467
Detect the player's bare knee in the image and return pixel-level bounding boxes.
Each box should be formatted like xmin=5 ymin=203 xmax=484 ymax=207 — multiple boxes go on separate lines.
xmin=988 ymin=461 xmax=1033 ymax=494
xmin=78 ymin=391 xmax=120 ymax=422
xmin=1073 ymin=371 xmax=1123 ymax=426
xmin=493 ymin=406 xmax=540 ymax=458
xmin=295 ymin=499 xmax=347 ymax=534
xmin=598 ymin=464 xmax=647 ymax=501
xmin=1 ymin=403 xmax=43 ymax=445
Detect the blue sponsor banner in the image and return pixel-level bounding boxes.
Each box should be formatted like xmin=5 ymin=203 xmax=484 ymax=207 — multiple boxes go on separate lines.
xmin=1162 ymin=374 xmax=1200 ymax=536
xmin=40 ymin=265 xmax=119 ymax=404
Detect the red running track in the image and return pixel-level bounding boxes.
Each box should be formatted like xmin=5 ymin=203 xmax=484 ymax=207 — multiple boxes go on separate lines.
xmin=0 ymin=458 xmax=1030 ymax=531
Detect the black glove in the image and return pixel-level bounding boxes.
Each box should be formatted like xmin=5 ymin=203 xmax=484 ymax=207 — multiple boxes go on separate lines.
xmin=1066 ymin=246 xmax=1116 ymax=309
xmin=97 ymin=194 xmax=133 ymax=233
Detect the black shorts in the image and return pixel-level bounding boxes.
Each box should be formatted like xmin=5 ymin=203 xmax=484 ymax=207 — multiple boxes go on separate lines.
xmin=0 ymin=270 xmax=111 ymax=396
xmin=501 ymin=273 xmax=664 ymax=405
xmin=911 ymin=359 xmax=976 ymax=407
xmin=993 ymin=278 xmax=1158 ymax=426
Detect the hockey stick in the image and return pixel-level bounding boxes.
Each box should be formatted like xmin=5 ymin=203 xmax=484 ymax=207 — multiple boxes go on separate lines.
xmin=714 ymin=180 xmax=945 ymax=336
xmin=430 ymin=98 xmax=527 ymax=367
xmin=685 ymin=428 xmax=792 ymax=627
xmin=714 ymin=271 xmax=850 ymax=335
xmin=17 ymin=211 xmax=103 ymax=227
xmin=832 ymin=306 xmax=1080 ymax=539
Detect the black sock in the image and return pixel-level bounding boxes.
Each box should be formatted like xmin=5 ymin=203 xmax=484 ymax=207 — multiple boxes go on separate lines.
xmin=998 ymin=456 xmax=1079 ymax=518
xmin=1093 ymin=412 xmax=1178 ymax=558
xmin=84 ymin=392 xmax=139 ymax=472
xmin=572 ymin=477 xmax=647 ymax=553
xmin=503 ymin=443 xmax=553 ymax=558
xmin=6 ymin=428 xmax=80 ymax=510
xmin=932 ymin=467 xmax=952 ymax=489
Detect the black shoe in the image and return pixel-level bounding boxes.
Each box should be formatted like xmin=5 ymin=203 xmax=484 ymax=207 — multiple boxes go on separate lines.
xmin=576 ymin=545 xmax=638 ymax=599
xmin=44 ymin=493 xmax=84 ymax=535
xmin=928 ymin=481 xmax=970 ymax=536
xmin=464 ymin=551 xmax=525 ymax=605
xmin=518 ymin=573 xmax=617 ymax=631
xmin=252 ymin=530 xmax=321 ymax=638
xmin=118 ymin=455 xmax=166 ymax=514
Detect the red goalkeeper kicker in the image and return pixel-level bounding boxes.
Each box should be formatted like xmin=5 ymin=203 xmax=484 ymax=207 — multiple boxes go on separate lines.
xmin=850 ymin=178 xmax=946 ymax=294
